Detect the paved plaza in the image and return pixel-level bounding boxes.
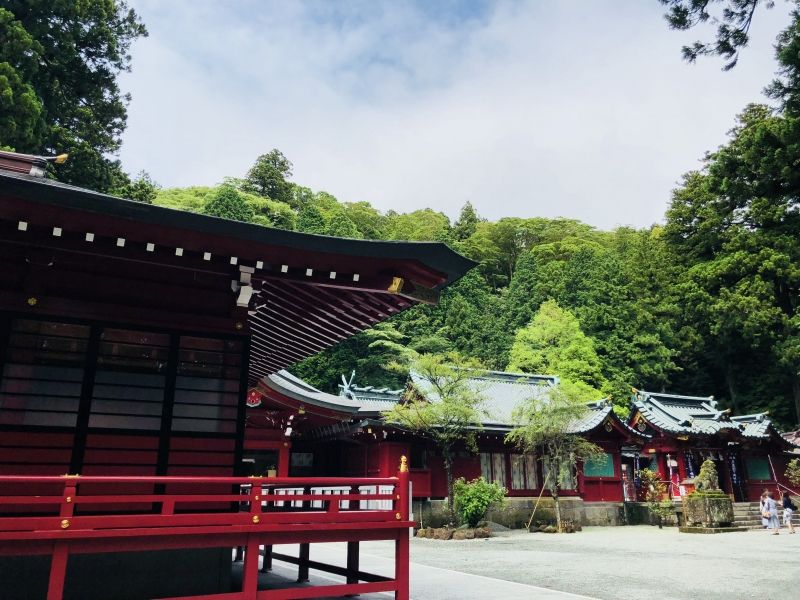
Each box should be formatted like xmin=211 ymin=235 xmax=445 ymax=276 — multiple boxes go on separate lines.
xmin=249 ymin=525 xmax=800 ymax=599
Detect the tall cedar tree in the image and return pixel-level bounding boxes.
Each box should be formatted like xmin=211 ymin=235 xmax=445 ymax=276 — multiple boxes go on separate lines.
xmin=243 ymin=150 xmax=295 ymax=206
xmin=0 ymin=1 xmax=147 ymax=191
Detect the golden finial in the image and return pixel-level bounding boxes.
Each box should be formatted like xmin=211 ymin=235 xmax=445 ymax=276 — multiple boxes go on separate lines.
xmin=399 ymin=455 xmax=408 ymax=473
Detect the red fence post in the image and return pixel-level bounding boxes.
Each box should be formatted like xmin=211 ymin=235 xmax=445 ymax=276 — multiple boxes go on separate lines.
xmin=241 ymin=478 xmax=263 ymax=598
xmin=395 ymin=456 xmax=410 ymax=600
xmin=47 ymin=542 xmax=69 ymax=600
xmin=46 ymin=474 xmax=79 ymax=600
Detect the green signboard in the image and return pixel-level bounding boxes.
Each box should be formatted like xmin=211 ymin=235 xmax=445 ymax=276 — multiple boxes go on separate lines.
xmin=584 ymin=453 xmax=615 ymax=478
xmin=745 ymin=457 xmax=771 ymax=481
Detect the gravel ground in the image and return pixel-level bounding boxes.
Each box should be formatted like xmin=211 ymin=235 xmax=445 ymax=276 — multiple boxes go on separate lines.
xmin=340 ymin=526 xmax=800 ymax=600
xmin=381 ymin=526 xmax=800 ymax=600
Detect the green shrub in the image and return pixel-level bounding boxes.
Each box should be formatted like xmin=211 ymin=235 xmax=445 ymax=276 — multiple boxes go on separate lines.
xmin=787 ymin=458 xmax=800 ymax=488
xmin=453 ymin=477 xmax=506 ymax=527
xmin=640 ymin=468 xmax=674 ymax=528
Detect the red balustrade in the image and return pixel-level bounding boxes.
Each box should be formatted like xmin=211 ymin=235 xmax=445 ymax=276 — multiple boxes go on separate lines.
xmin=0 ymin=462 xmax=412 ymax=600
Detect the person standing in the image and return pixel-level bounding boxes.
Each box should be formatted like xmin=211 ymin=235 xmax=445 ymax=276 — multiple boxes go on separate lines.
xmin=782 ymin=490 xmax=797 ymax=534
xmin=763 ymin=490 xmax=780 ymax=535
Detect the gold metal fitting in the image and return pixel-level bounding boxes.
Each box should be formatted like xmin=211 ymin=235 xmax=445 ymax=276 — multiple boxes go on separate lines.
xmin=387 ymin=277 xmax=404 ymax=294
xmin=60 ymin=519 xmax=70 ymax=529
xmin=248 ymin=475 xmax=263 ymax=479
xmin=65 ymin=496 xmax=72 ymax=503
xmin=27 ymin=297 xmax=38 ymax=306
xmin=254 ymin=495 xmax=259 ymax=501
xmin=235 ymin=321 xmax=243 ymax=330
xmin=395 ymin=513 xmax=401 ymax=520
xmin=252 ymin=515 xmax=260 ymax=524
xmin=396 ymin=495 xmax=401 ymax=500
xmin=399 ymin=456 xmax=408 ymax=473
xmin=62 ymin=473 xmax=81 ymax=478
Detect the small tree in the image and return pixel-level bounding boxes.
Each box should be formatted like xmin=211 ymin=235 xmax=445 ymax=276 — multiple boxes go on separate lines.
xmin=640 ymin=468 xmax=673 ymax=529
xmin=506 ymin=384 xmax=602 ymax=532
xmin=454 ymin=477 xmax=505 ymax=527
xmin=787 ymin=458 xmax=800 ymax=488
xmin=383 ymin=353 xmax=487 ymax=526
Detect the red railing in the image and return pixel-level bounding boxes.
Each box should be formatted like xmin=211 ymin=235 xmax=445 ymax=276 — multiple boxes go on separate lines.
xmin=0 ymin=464 xmax=412 ymax=600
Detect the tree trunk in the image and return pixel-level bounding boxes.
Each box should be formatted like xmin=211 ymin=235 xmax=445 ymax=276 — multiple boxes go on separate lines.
xmin=792 ymin=376 xmax=800 ymax=428
xmin=553 ymin=488 xmax=562 ymax=533
xmin=443 ymin=450 xmax=456 ymax=527
xmin=725 ymin=362 xmax=739 ymax=414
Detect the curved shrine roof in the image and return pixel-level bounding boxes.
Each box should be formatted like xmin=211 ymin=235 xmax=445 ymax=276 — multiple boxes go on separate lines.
xmin=631 ymin=390 xmax=791 ymax=444
xmin=0 ymin=169 xmax=475 ymax=383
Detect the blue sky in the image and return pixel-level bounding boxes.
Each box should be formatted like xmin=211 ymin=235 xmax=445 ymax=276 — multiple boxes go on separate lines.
xmin=119 ymin=1 xmax=792 ymax=229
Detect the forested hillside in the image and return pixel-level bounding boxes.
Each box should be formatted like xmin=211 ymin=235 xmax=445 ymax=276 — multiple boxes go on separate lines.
xmin=147 ymin=139 xmax=799 ymax=427
xmin=1 ymin=1 xmax=797 ymax=427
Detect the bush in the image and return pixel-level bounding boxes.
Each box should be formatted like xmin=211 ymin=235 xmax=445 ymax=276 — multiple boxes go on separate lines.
xmin=787 ymin=458 xmax=800 ymax=487
xmin=453 ymin=477 xmax=506 ymax=527
xmin=640 ymin=469 xmax=674 ymax=528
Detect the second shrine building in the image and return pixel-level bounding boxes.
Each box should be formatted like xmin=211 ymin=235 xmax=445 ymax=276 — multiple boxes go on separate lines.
xmin=244 ymin=369 xmax=799 ymax=524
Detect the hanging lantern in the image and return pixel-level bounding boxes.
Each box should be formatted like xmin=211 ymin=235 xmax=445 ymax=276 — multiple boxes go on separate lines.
xmin=246 ymin=389 xmax=262 ymax=408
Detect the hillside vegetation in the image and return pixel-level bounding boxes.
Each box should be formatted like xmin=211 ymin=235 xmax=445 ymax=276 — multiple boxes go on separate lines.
xmin=150 ymin=141 xmax=800 ymax=427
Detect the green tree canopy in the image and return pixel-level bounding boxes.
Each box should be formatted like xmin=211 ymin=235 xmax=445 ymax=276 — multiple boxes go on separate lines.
xmin=0 ymin=1 xmax=147 ymax=190
xmin=507 ymin=300 xmax=606 ymax=401
xmin=202 ymin=185 xmax=255 ymax=223
xmin=110 ymin=170 xmax=159 ymax=204
xmin=243 ymin=149 xmax=294 ymax=205
xmin=297 ymin=204 xmax=328 ymax=234
xmin=325 ymin=211 xmax=363 ymax=238
xmin=382 ymin=209 xmax=451 ymax=241
xmin=660 ymin=0 xmax=771 ymax=70
xmin=452 ymin=201 xmax=480 ymax=241
xmin=665 ymin=103 xmax=800 ymax=423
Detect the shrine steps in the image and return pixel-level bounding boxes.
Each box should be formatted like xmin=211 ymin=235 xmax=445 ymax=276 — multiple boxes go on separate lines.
xmin=731 ymin=502 xmax=800 ymax=530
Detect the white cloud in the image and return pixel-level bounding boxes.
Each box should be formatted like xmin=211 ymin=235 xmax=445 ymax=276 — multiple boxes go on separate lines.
xmin=119 ymin=0 xmax=792 ymax=229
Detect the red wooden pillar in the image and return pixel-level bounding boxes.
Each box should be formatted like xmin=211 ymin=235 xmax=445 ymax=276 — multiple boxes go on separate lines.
xmin=278 ymin=441 xmax=291 ymax=477
xmin=395 ymin=456 xmax=410 ymax=600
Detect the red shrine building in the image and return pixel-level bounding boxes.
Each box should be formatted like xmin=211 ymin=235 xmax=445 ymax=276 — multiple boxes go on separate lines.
xmin=628 ymin=390 xmax=797 ymax=501
xmin=0 ymin=151 xmax=473 ymax=600
xmin=247 ymin=370 xmax=649 ymax=516
xmin=248 ymin=371 xmax=800 ymax=521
